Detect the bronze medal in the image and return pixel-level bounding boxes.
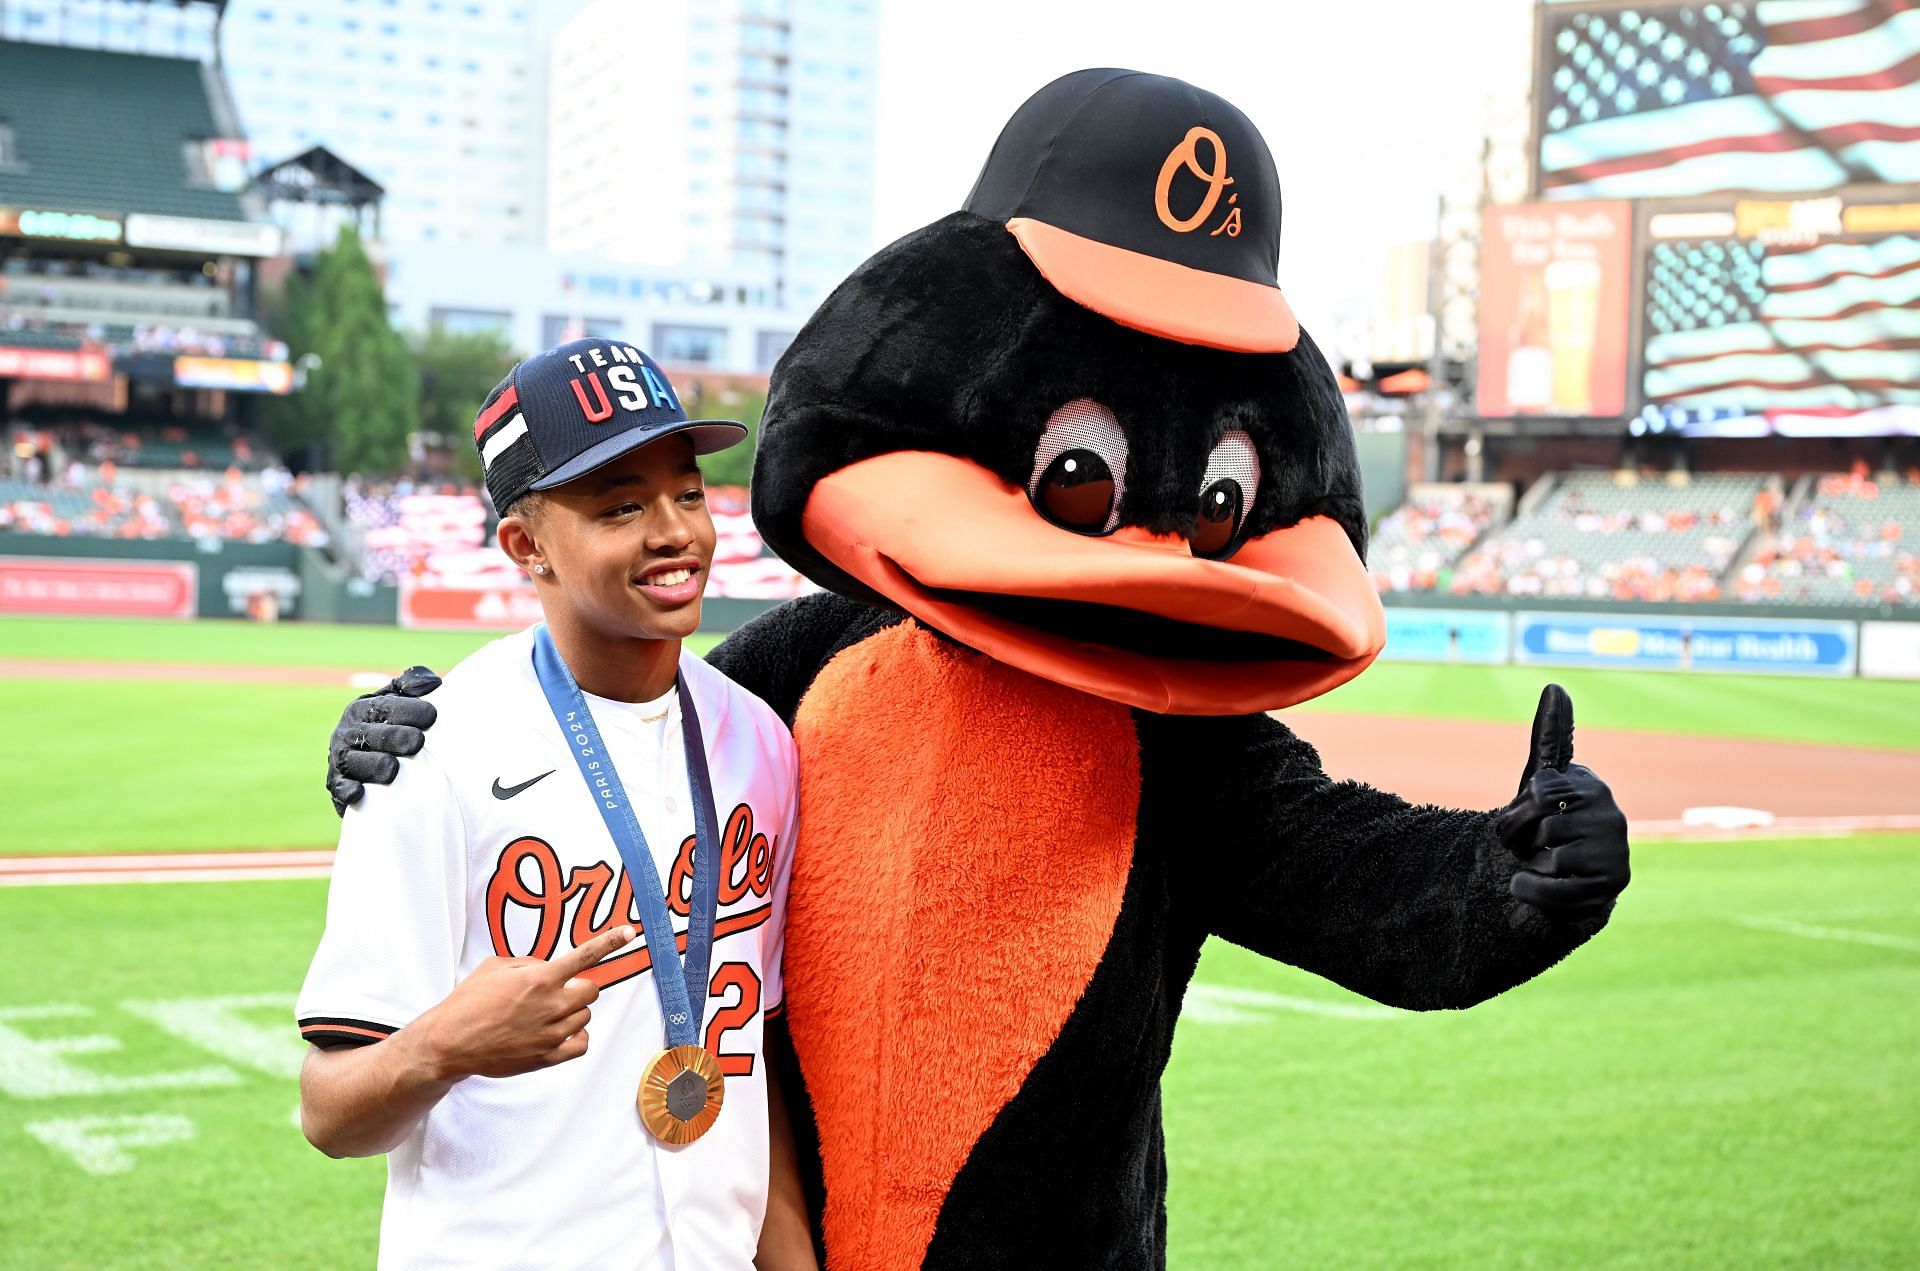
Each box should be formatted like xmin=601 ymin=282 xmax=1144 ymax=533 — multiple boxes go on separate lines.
xmin=637 ymin=1044 xmax=725 ymax=1144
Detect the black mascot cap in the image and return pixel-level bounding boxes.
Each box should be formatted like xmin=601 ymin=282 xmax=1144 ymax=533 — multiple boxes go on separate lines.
xmin=964 ymin=67 xmax=1299 ymax=354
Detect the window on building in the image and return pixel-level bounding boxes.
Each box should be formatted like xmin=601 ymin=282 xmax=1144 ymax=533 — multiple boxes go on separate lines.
xmin=542 ymin=315 xmax=623 ymax=347
xmin=430 ymin=307 xmax=513 ymax=336
xmin=0 ymin=122 xmax=17 ymax=168
xmin=653 ymin=324 xmax=729 ymax=367
xmin=755 ymin=331 xmax=793 ymax=371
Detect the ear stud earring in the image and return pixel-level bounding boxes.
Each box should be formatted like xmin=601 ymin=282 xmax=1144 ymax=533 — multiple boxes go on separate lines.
xmin=531 ymin=564 xmax=547 ymax=576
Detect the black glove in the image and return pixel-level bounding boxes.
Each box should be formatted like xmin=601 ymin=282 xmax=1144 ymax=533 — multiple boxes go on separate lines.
xmin=327 ymin=666 xmax=442 ymax=816
xmin=1492 ymin=684 xmax=1630 ymax=921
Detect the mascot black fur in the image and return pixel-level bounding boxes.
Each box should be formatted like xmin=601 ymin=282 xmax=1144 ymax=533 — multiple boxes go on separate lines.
xmin=330 ymin=68 xmax=1630 ymax=1270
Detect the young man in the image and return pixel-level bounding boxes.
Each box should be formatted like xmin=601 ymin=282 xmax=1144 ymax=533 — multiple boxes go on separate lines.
xmin=296 ymin=337 xmax=814 ymax=1270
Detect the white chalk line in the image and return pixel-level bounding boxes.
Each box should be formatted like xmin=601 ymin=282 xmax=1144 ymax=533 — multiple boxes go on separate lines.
xmin=1729 ymin=915 xmax=1920 ymax=954
xmin=1184 ymin=983 xmax=1402 ymax=1023
xmin=0 ymin=850 xmax=333 ymax=887
xmin=1636 ymin=813 xmax=1920 ymax=840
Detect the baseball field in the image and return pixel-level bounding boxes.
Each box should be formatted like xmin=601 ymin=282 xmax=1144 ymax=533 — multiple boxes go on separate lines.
xmin=1 ymin=614 xmax=1916 ymax=1267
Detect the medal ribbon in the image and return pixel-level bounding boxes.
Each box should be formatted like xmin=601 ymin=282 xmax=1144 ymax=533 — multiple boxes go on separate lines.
xmin=532 ymin=625 xmax=720 ymax=1049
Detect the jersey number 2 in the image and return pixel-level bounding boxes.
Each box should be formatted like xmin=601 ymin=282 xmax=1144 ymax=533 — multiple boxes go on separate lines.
xmin=704 ymin=962 xmax=761 ymax=1077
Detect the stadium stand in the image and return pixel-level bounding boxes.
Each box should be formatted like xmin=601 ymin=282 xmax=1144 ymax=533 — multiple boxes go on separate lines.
xmin=1735 ymin=469 xmax=1920 ymax=609
xmin=0 ymin=466 xmax=327 ymax=544
xmin=1369 ymin=483 xmax=1510 ymax=594
xmin=1440 ymin=471 xmax=1775 ymax=602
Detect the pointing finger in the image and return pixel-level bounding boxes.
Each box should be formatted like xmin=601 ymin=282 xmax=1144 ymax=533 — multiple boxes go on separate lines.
xmin=548 ymin=925 xmax=637 ymax=979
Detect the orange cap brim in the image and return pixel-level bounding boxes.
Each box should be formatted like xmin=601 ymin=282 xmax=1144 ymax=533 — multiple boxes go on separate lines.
xmin=1007 ymin=218 xmax=1301 ymax=354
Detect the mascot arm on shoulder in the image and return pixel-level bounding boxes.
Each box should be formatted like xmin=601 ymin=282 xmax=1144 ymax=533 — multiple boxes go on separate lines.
xmin=328 ymin=68 xmax=1629 ymax=1269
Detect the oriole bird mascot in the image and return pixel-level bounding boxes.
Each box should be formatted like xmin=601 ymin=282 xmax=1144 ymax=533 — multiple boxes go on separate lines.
xmin=328 ymin=69 xmax=1631 ymax=1269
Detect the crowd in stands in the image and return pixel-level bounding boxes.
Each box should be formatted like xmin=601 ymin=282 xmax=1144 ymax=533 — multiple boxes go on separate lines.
xmin=0 ymin=463 xmax=328 ymax=546
xmin=339 ymin=479 xmax=813 ymax=599
xmin=37 ymin=419 xmax=270 ymax=471
xmin=1735 ymin=466 xmax=1920 ymax=609
xmin=1369 ymin=487 xmax=1501 ymax=594
xmin=1445 ymin=474 xmax=1766 ymax=603
xmin=2 ymin=313 xmax=283 ymax=362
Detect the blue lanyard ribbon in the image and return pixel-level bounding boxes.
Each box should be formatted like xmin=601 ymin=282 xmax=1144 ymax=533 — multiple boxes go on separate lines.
xmin=531 ymin=625 xmax=720 ymax=1048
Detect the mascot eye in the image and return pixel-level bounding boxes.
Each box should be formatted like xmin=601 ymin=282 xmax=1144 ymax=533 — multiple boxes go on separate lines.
xmin=1027 ymin=398 xmax=1129 ymax=535
xmin=1191 ymin=429 xmax=1261 ymax=559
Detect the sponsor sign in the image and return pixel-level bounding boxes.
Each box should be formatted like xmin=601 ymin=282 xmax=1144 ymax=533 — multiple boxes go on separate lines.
xmin=0 ymin=346 xmax=112 ymax=383
xmin=398 ymin=580 xmax=542 ymax=630
xmin=1860 ymin=621 xmax=1920 ymax=680
xmin=1476 ymin=201 xmax=1632 ymax=418
xmin=124 ymin=214 xmax=282 ymax=258
xmin=172 ymin=357 xmax=295 ymax=395
xmin=1514 ymin=611 xmax=1857 ymax=676
xmin=1380 ymin=608 xmax=1512 ymax=664
xmin=219 ymin=566 xmax=302 ymax=618
xmin=0 ymin=206 xmax=122 ymax=243
xmin=0 ymin=557 xmax=196 ymax=619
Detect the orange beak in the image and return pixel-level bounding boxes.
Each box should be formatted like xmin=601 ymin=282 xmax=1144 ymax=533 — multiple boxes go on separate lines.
xmin=801 ymin=451 xmax=1386 ymax=715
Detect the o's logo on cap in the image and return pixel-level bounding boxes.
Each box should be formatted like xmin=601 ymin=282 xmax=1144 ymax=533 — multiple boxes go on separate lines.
xmin=1154 ymin=126 xmax=1242 ymax=239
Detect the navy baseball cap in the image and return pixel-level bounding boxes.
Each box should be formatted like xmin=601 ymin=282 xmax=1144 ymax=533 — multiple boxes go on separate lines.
xmin=473 ymin=337 xmax=747 ymax=513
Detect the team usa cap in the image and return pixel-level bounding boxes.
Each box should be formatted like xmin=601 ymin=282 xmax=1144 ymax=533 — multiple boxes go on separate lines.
xmin=964 ymin=68 xmax=1299 ymax=355
xmin=473 ymin=337 xmax=747 ymax=513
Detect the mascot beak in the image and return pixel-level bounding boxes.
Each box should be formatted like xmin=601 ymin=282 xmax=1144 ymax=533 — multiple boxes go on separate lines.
xmin=802 ymin=451 xmax=1386 ymax=715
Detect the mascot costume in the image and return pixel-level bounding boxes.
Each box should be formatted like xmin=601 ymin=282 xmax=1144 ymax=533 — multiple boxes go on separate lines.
xmin=328 ymin=70 xmax=1630 ymax=1268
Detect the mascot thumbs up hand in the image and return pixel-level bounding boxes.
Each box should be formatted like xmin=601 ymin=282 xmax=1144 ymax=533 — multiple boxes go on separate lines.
xmin=1496 ymin=685 xmax=1632 ymax=923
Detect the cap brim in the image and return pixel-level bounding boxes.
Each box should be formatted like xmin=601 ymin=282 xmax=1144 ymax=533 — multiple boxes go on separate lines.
xmin=529 ymin=420 xmax=748 ymax=492
xmin=1006 ymin=218 xmax=1300 ymax=354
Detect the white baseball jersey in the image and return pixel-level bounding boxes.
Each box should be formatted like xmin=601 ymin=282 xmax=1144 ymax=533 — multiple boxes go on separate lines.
xmin=297 ymin=626 xmax=797 ymax=1270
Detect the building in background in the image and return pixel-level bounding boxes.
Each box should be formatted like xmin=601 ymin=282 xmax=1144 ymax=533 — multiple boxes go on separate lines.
xmin=216 ymin=0 xmax=562 ymax=251
xmin=382 ymin=241 xmax=799 ymax=373
xmin=546 ymin=0 xmax=878 ymax=311
xmin=0 ymin=0 xmax=218 ymax=58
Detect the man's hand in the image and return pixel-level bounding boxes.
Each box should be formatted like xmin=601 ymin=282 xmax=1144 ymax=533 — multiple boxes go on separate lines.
xmin=410 ymin=926 xmax=637 ymax=1082
xmin=1492 ymin=685 xmax=1631 ymax=921
xmin=328 ymin=666 xmax=441 ymax=815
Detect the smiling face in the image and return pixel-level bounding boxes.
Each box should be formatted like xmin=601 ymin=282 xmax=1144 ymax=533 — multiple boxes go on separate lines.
xmin=499 ymin=433 xmax=716 ymax=645
xmin=755 ymin=214 xmax=1386 ymax=715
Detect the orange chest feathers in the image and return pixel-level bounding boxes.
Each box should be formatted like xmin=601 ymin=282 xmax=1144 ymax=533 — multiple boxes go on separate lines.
xmin=786 ymin=621 xmax=1140 ymax=1271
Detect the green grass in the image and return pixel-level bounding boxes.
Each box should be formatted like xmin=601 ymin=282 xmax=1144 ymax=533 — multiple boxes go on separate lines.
xmin=0 ymin=838 xmax=1911 ymax=1267
xmin=1293 ymin=660 xmax=1920 ymax=752
xmin=1163 ymin=832 xmax=1920 ymax=1267
xmin=1 ymin=617 xmax=1911 ymax=855
xmin=0 ymin=615 xmax=720 ymax=670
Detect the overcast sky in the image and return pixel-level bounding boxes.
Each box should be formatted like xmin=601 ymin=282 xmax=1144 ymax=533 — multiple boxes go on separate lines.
xmin=869 ymin=0 xmax=1536 ymax=341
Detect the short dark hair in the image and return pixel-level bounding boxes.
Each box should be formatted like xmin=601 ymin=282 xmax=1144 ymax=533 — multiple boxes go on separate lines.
xmin=502 ymin=491 xmax=548 ymax=522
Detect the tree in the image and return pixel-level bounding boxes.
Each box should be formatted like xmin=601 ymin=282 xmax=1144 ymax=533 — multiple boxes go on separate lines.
xmin=260 ymin=226 xmax=418 ymax=475
xmin=683 ymin=382 xmax=766 ymax=489
xmin=411 ymin=326 xmax=520 ymax=480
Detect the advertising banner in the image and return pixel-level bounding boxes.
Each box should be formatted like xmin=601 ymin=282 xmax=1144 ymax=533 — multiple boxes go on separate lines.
xmin=1476 ymin=201 xmax=1632 ymax=418
xmin=173 ymin=357 xmax=296 ymax=395
xmin=1380 ymin=608 xmax=1513 ymax=664
xmin=398 ymin=580 xmax=542 ymax=630
xmin=0 ymin=556 xmax=197 ymax=619
xmin=124 ymin=213 xmax=283 ymax=258
xmin=1514 ymin=611 xmax=1857 ymax=676
xmin=1860 ymin=621 xmax=1920 ymax=680
xmin=0 ymin=346 xmax=112 ymax=383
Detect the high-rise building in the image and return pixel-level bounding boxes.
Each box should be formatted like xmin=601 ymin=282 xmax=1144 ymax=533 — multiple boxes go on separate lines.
xmin=546 ymin=0 xmax=877 ymax=310
xmin=216 ymin=0 xmax=578 ymax=250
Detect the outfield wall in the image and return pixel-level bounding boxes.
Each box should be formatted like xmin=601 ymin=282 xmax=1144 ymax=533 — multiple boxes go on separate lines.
xmin=5 ymin=538 xmax=1918 ymax=677
xmin=1381 ymin=608 xmax=1920 ymax=679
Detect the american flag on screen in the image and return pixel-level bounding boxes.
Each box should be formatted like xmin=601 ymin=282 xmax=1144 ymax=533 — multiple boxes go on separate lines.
xmin=1643 ymin=233 xmax=1920 ymax=411
xmin=1540 ymin=1 xmax=1920 ymax=199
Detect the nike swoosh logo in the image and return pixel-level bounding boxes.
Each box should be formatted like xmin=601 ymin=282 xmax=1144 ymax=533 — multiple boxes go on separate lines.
xmin=492 ymin=770 xmax=556 ymax=800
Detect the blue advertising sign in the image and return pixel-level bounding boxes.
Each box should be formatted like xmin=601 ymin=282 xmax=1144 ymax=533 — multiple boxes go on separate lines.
xmin=1514 ymin=612 xmax=1857 ymax=677
xmin=1381 ymin=608 xmax=1512 ymax=664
